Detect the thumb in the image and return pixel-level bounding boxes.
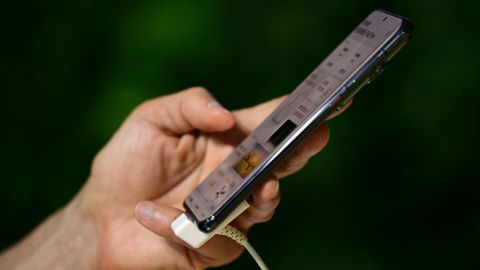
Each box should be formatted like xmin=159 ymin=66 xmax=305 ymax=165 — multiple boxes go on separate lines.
xmin=135 ymin=201 xmax=185 ymax=244
xmin=135 ymin=201 xmax=246 ymax=265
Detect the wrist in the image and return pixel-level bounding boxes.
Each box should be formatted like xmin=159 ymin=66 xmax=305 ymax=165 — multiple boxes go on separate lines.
xmin=0 ymin=192 xmax=100 ymax=270
xmin=59 ymin=192 xmax=100 ymax=269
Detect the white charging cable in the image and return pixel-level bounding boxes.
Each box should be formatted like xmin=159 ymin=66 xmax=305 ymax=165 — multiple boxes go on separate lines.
xmin=218 ymin=224 xmax=268 ymax=270
xmin=171 ymin=201 xmax=268 ymax=270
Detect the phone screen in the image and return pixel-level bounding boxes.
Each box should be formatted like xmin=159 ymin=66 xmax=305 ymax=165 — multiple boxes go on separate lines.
xmin=184 ymin=10 xmax=412 ymax=232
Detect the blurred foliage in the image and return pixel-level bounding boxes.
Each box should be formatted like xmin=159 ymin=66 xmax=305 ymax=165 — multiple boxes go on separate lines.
xmin=1 ymin=0 xmax=479 ymax=269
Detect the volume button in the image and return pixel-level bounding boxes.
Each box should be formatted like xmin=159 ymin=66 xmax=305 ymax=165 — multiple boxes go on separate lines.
xmin=346 ymin=79 xmax=356 ymax=88
xmin=329 ymin=86 xmax=347 ymax=111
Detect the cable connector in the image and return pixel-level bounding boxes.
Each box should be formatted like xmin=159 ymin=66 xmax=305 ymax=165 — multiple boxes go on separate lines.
xmin=171 ymin=201 xmax=249 ymax=248
xmin=171 ymin=201 xmax=268 ymax=270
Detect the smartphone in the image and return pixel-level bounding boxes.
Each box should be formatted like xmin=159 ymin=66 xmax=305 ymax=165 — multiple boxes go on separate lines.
xmin=184 ymin=9 xmax=413 ymax=232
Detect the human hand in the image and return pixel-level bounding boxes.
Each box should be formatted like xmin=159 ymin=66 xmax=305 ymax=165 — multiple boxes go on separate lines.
xmin=77 ymin=86 xmax=346 ymax=269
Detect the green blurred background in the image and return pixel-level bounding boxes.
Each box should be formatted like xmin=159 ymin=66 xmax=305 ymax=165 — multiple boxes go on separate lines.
xmin=1 ymin=0 xmax=479 ymax=269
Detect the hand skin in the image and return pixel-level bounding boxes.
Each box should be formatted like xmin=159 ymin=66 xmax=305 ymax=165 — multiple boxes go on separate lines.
xmin=0 ymin=87 xmax=350 ymax=269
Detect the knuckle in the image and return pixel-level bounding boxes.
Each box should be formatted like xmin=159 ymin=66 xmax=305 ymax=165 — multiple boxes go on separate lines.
xmin=247 ymin=201 xmax=280 ymax=223
xmin=134 ymin=99 xmax=166 ymax=118
xmin=185 ymin=86 xmax=210 ymax=96
xmin=252 ymin=209 xmax=275 ymax=223
xmin=131 ymin=100 xmax=152 ymax=117
xmin=262 ymin=211 xmax=275 ymax=222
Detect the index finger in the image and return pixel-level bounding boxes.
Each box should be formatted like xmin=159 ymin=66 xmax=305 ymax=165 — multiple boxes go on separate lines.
xmin=233 ymin=96 xmax=352 ymax=134
xmin=129 ymin=87 xmax=236 ymax=135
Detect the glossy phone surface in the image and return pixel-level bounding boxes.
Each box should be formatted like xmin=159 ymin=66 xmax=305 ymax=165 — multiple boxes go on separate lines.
xmin=184 ymin=9 xmax=413 ymax=232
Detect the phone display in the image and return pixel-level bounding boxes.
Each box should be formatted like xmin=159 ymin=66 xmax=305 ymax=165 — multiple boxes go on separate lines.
xmin=184 ymin=9 xmax=413 ymax=232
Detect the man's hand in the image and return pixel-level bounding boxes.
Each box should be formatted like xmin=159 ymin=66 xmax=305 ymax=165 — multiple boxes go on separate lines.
xmin=0 ymin=87 xmax=349 ymax=269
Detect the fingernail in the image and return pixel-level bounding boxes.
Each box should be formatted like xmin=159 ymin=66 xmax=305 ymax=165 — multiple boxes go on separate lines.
xmin=207 ymin=100 xmax=228 ymax=112
xmin=136 ymin=202 xmax=154 ymax=223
